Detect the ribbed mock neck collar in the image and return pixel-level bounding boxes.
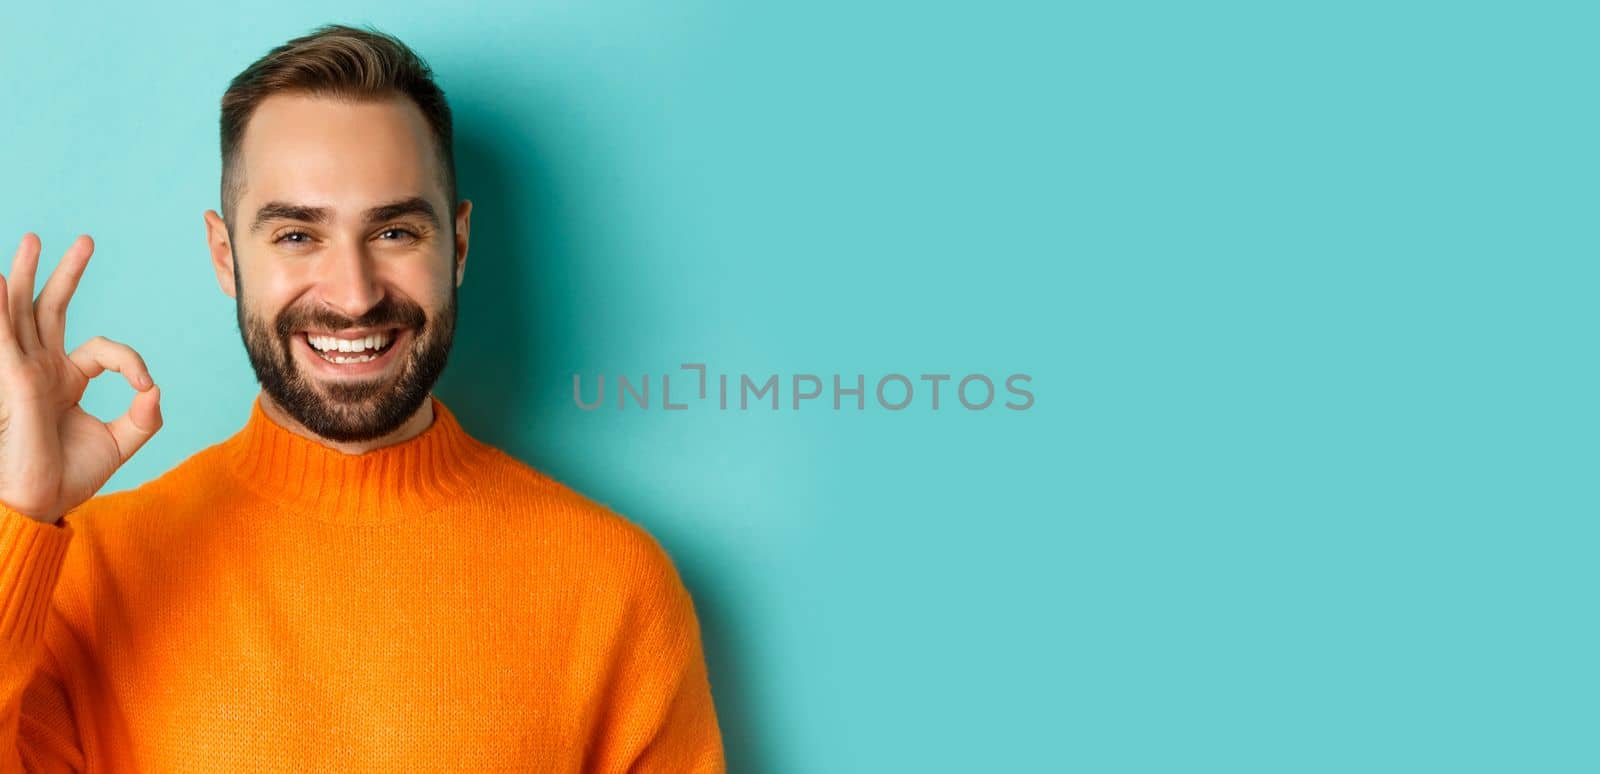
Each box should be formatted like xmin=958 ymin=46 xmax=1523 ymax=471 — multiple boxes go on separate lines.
xmin=221 ymin=393 xmax=493 ymax=526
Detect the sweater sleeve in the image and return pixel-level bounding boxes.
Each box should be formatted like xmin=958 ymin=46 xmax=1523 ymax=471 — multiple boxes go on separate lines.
xmin=592 ymin=534 xmax=726 ymax=774
xmin=0 ymin=502 xmax=84 ymax=773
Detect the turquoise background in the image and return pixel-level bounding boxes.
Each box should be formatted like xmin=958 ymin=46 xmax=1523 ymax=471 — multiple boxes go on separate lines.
xmin=2 ymin=1 xmax=1594 ymax=771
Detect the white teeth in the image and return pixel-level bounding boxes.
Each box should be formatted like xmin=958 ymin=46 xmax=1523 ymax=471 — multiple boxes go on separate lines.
xmin=308 ymin=331 xmax=392 ymax=354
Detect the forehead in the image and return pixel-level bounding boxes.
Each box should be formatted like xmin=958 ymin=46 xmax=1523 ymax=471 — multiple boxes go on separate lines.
xmin=236 ymin=93 xmax=444 ymax=214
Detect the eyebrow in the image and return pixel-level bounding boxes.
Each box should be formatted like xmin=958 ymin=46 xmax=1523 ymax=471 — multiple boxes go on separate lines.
xmin=249 ymin=196 xmax=440 ymax=234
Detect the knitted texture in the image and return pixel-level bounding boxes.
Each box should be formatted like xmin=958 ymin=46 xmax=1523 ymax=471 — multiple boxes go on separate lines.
xmin=0 ymin=395 xmax=725 ymax=772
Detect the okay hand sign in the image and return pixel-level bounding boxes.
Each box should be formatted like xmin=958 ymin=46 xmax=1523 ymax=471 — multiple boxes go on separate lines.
xmin=0 ymin=233 xmax=162 ymax=525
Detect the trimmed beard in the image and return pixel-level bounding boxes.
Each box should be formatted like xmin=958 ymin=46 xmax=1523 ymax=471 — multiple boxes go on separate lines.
xmin=234 ymin=263 xmax=456 ymax=443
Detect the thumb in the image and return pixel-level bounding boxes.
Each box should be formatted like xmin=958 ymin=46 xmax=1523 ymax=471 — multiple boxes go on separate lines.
xmin=106 ymin=384 xmax=162 ymax=463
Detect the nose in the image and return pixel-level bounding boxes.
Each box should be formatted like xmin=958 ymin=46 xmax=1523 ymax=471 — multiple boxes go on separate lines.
xmin=316 ymin=239 xmax=385 ymax=321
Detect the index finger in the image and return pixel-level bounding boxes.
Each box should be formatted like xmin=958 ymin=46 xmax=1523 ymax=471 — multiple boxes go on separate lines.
xmin=34 ymin=234 xmax=94 ymax=353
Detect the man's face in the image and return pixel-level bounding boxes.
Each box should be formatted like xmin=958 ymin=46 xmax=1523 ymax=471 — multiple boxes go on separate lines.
xmin=206 ymin=93 xmax=469 ymax=443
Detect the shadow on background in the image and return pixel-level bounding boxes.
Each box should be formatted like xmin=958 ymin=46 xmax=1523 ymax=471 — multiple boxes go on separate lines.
xmin=436 ymin=95 xmax=765 ymax=771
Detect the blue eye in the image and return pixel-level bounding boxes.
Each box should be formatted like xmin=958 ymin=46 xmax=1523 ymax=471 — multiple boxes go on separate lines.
xmin=275 ymin=230 xmax=312 ymax=244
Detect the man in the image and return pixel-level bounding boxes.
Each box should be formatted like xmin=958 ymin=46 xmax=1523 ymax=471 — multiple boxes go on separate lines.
xmin=0 ymin=23 xmax=725 ymax=772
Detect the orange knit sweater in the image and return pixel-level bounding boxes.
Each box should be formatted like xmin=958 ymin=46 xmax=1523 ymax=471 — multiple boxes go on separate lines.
xmin=0 ymin=394 xmax=725 ymax=772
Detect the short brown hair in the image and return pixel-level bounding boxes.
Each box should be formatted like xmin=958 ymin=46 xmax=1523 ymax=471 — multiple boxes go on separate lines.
xmin=219 ymin=23 xmax=456 ymax=229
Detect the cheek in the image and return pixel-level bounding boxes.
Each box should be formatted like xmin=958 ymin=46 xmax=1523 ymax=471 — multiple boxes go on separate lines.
xmin=241 ymin=258 xmax=312 ymax=299
xmin=235 ymin=276 xmax=302 ymax=336
xmin=387 ymin=264 xmax=454 ymax=307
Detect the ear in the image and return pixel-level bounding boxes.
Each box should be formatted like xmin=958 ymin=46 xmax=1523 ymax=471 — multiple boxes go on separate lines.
xmin=203 ymin=209 xmax=237 ymax=299
xmin=453 ymin=199 xmax=472 ymax=287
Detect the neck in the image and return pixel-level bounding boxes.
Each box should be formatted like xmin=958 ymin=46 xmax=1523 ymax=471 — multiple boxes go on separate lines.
xmin=256 ymin=390 xmax=437 ymax=454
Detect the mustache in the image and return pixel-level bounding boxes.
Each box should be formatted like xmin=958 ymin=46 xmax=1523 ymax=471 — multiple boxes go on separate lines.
xmin=272 ymin=296 xmax=428 ymax=338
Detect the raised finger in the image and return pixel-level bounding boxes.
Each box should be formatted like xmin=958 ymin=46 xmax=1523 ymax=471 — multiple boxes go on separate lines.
xmin=34 ymin=235 xmax=94 ymax=353
xmin=8 ymin=234 xmax=42 ymax=352
xmin=67 ymin=335 xmax=154 ymax=391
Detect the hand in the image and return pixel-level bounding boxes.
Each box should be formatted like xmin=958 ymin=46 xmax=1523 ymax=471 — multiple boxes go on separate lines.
xmin=0 ymin=233 xmax=162 ymax=524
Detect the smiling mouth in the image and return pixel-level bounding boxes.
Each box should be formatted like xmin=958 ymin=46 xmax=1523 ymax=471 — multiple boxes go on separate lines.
xmin=298 ymin=327 xmax=405 ymax=365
